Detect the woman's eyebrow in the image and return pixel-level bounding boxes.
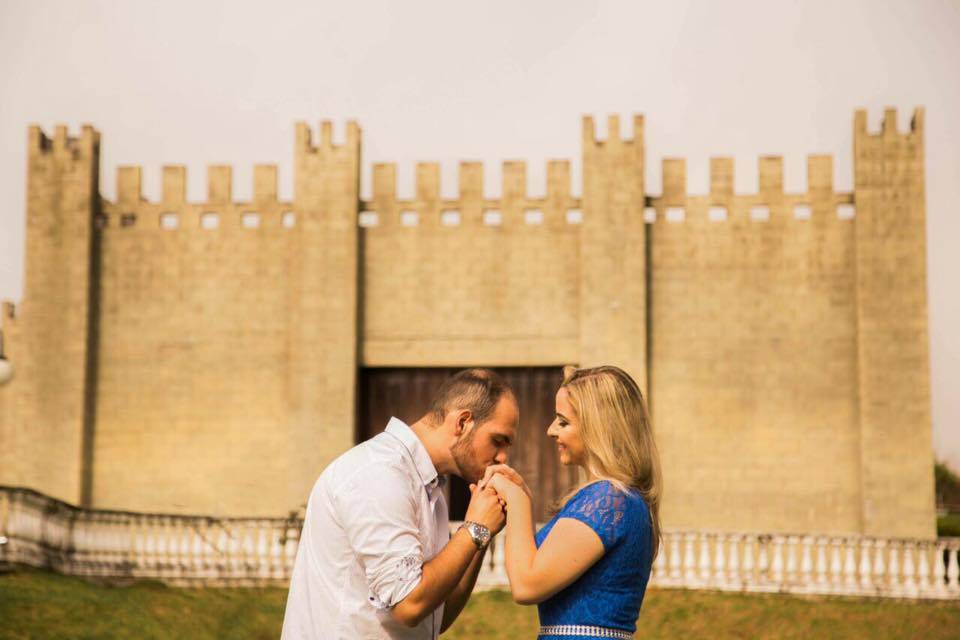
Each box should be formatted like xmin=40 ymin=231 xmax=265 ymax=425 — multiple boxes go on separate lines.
xmin=556 ymin=412 xmax=571 ymax=422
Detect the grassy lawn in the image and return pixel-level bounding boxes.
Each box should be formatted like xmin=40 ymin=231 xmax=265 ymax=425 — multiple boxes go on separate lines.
xmin=1 ymin=568 xmax=958 ymax=639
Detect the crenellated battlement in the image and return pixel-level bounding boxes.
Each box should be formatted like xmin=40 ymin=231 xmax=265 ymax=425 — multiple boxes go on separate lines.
xmin=645 ymin=153 xmax=854 ymax=223
xmin=102 ymin=163 xmax=292 ymax=231
xmin=855 ymin=107 xmax=924 ymax=139
xmin=28 ymin=124 xmax=100 ymax=160
xmin=296 ymin=120 xmax=361 ymax=154
xmin=112 ymin=164 xmax=284 ymax=207
xmin=582 ymin=114 xmax=644 ymax=146
xmin=361 ymin=159 xmax=580 ymax=228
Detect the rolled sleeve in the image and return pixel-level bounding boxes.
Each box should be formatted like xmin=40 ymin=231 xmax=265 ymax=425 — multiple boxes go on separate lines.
xmin=336 ymin=462 xmax=424 ymax=610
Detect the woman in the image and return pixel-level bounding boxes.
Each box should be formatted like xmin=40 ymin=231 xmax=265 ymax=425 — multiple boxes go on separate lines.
xmin=481 ymin=365 xmax=662 ymax=640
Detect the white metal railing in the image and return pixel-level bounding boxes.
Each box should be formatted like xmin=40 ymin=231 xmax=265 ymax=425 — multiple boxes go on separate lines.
xmin=1 ymin=486 xmax=958 ymax=598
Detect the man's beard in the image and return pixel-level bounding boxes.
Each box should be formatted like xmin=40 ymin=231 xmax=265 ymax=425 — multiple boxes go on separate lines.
xmin=450 ymin=427 xmax=484 ymax=483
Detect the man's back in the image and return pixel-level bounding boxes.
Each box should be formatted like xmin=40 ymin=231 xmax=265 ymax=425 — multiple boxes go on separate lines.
xmin=281 ymin=419 xmax=449 ymax=640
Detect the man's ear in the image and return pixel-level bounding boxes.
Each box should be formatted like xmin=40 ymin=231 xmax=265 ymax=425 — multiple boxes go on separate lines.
xmin=455 ymin=410 xmax=473 ymax=436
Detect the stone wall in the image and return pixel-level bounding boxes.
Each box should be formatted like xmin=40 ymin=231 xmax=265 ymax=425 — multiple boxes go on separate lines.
xmin=650 ymin=155 xmax=862 ymax=534
xmin=0 ymin=110 xmax=936 ymax=537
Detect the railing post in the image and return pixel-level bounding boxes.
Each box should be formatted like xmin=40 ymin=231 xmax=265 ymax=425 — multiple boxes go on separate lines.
xmin=946 ymin=542 xmax=959 ymax=594
xmin=668 ymin=532 xmax=681 ymax=583
xmin=800 ymin=536 xmax=814 ymax=592
xmin=888 ymin=540 xmax=901 ymax=597
xmin=843 ymin=538 xmax=858 ymax=593
xmin=698 ymin=532 xmax=711 ymax=585
xmin=933 ymin=540 xmax=947 ymax=597
xmin=683 ymin=532 xmax=697 ymax=585
xmin=917 ymin=540 xmax=931 ymax=597
xmin=771 ymin=536 xmax=784 ymax=589
xmin=815 ymin=536 xmax=828 ymax=588
xmin=713 ymin=533 xmax=726 ymax=587
xmin=903 ymin=542 xmax=918 ymax=596
xmin=785 ymin=536 xmax=798 ymax=587
xmin=829 ymin=538 xmax=843 ymax=594
xmin=757 ymin=535 xmax=770 ymax=588
xmin=859 ymin=538 xmax=873 ymax=593
xmin=873 ymin=538 xmax=888 ymax=595
xmin=728 ymin=534 xmax=741 ymax=589
xmin=743 ymin=534 xmax=756 ymax=589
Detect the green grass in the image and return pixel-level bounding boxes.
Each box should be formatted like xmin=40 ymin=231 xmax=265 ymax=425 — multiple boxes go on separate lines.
xmin=1 ymin=567 xmax=958 ymax=639
xmin=0 ymin=569 xmax=286 ymax=640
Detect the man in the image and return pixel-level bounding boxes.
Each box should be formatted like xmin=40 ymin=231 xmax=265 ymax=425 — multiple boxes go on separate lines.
xmin=281 ymin=368 xmax=520 ymax=639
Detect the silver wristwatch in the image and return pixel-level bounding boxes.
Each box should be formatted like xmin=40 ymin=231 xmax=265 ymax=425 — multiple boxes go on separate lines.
xmin=458 ymin=520 xmax=491 ymax=549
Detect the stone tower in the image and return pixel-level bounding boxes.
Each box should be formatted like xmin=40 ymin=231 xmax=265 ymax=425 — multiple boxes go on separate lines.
xmin=0 ymin=125 xmax=100 ymax=505
xmin=579 ymin=115 xmax=648 ymax=392
xmin=854 ymin=108 xmax=935 ymax=538
xmin=287 ymin=122 xmax=361 ymax=500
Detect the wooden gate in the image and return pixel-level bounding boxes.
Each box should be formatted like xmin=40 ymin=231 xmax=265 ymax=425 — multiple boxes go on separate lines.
xmin=358 ymin=367 xmax=577 ymax=521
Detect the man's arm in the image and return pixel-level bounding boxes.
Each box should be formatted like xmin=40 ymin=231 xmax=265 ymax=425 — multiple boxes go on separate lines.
xmin=391 ymin=486 xmax=504 ymax=628
xmin=439 ymin=543 xmax=487 ymax=633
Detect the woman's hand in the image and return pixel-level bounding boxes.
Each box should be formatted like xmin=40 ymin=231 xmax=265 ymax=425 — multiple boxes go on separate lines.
xmin=487 ymin=473 xmax=528 ymax=508
xmin=478 ymin=464 xmax=532 ymax=499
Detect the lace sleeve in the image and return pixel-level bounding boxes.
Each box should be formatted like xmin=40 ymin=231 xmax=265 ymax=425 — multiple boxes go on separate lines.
xmin=560 ymin=481 xmax=627 ymax=550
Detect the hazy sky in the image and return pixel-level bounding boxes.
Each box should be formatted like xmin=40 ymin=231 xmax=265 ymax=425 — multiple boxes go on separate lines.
xmin=1 ymin=0 xmax=958 ymax=466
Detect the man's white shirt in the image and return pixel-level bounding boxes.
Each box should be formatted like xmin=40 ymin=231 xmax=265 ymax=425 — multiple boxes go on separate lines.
xmin=281 ymin=417 xmax=450 ymax=640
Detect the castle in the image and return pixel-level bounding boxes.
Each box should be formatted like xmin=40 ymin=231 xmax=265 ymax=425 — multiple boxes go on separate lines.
xmin=0 ymin=109 xmax=935 ymax=539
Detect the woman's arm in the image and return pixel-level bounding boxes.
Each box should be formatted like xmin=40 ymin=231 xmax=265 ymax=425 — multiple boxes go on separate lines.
xmin=488 ymin=475 xmax=605 ymax=605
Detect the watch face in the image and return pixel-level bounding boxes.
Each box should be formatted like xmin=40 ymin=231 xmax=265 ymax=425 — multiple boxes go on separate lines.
xmin=466 ymin=522 xmax=489 ymax=546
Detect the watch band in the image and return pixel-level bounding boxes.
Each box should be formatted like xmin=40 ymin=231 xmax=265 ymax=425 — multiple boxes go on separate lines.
xmin=459 ymin=520 xmax=491 ymax=549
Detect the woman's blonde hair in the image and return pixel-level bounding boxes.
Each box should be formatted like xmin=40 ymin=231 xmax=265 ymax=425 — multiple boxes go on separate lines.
xmin=557 ymin=365 xmax=663 ymax=561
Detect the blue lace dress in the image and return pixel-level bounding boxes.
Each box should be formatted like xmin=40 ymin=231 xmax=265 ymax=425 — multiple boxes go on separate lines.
xmin=534 ymin=480 xmax=652 ymax=639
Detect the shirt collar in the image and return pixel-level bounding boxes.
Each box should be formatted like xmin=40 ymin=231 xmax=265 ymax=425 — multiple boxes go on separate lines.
xmin=385 ymin=417 xmax=440 ymax=490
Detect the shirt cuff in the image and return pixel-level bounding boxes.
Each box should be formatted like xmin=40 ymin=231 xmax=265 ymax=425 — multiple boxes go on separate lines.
xmin=367 ymin=553 xmax=423 ymax=610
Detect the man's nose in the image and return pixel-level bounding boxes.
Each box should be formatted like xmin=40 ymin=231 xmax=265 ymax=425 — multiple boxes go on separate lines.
xmin=495 ymin=450 xmax=508 ymax=464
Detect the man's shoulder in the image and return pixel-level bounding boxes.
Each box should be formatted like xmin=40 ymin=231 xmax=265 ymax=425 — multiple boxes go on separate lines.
xmin=318 ymin=432 xmax=415 ymax=491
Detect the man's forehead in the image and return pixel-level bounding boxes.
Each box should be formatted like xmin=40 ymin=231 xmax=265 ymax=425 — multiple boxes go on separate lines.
xmin=487 ymin=406 xmax=519 ymax=436
xmin=498 ymin=394 xmax=519 ymax=422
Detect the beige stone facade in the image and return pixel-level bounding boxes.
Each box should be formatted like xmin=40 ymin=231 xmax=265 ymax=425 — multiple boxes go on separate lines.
xmin=0 ymin=110 xmax=936 ymax=538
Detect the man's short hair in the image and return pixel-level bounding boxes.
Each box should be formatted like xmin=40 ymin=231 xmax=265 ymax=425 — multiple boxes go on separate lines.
xmin=429 ymin=368 xmax=513 ymax=427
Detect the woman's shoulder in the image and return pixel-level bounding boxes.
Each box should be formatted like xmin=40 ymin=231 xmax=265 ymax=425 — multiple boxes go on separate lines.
xmin=566 ymin=480 xmax=650 ymax=521
xmin=558 ymin=480 xmax=648 ymax=549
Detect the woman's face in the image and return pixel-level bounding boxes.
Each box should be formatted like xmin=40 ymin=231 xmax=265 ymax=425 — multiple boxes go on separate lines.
xmin=547 ymin=387 xmax=586 ymax=467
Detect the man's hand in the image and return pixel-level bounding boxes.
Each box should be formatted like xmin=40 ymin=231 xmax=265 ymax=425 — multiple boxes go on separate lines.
xmin=464 ymin=484 xmax=506 ymax=535
xmin=478 ymin=464 xmax=532 ymax=499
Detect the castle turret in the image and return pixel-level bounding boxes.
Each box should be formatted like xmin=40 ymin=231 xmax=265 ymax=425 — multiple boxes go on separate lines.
xmin=0 ymin=125 xmax=101 ymax=505
xmin=854 ymin=108 xmax=935 ymax=538
xmin=287 ymin=121 xmax=361 ymax=503
xmin=579 ymin=115 xmax=648 ymax=392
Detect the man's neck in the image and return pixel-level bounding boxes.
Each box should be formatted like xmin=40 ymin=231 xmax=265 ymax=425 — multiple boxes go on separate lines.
xmin=409 ymin=417 xmax=454 ymax=476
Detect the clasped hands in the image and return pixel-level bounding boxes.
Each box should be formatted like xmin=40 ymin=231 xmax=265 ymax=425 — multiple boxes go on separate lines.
xmin=464 ymin=464 xmax=532 ymax=535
